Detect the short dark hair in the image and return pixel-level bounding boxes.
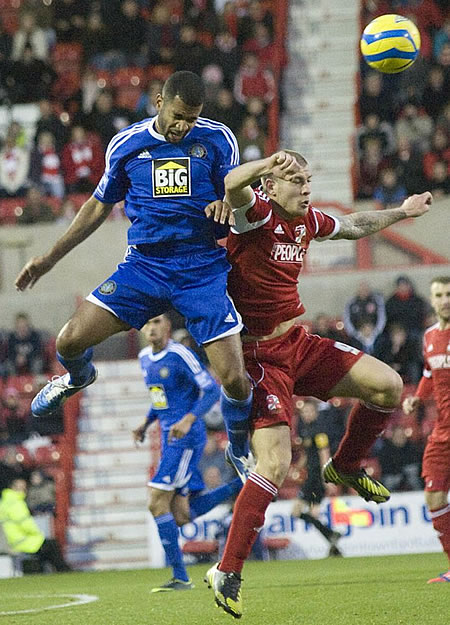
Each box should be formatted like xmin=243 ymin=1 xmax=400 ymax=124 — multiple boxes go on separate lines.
xmin=431 ymin=276 xmax=450 ymax=286
xmin=162 ymin=71 xmax=205 ymax=107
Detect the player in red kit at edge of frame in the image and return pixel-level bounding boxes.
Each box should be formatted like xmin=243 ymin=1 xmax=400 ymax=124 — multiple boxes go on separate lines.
xmin=204 ymin=149 xmax=433 ymax=618
xmin=403 ymin=276 xmax=450 ymax=584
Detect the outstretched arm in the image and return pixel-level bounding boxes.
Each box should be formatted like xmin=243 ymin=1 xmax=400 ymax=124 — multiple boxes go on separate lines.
xmin=15 ymin=196 xmax=114 ymax=290
xmin=333 ymin=192 xmax=432 ymax=240
xmin=224 ymin=151 xmax=303 ymax=208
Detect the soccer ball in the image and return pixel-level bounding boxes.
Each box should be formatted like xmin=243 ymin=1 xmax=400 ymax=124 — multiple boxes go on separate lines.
xmin=360 ymin=14 xmax=421 ymax=74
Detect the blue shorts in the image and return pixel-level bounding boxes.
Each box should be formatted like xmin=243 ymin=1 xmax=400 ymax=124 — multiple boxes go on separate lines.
xmin=148 ymin=444 xmax=205 ymax=495
xmin=86 ymin=245 xmax=243 ymax=345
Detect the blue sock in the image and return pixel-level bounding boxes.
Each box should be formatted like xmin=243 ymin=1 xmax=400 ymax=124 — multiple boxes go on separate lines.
xmin=154 ymin=513 xmax=189 ymax=582
xmin=189 ymin=478 xmax=242 ymax=520
xmin=220 ymin=387 xmax=252 ymax=458
xmin=57 ymin=348 xmax=95 ymax=385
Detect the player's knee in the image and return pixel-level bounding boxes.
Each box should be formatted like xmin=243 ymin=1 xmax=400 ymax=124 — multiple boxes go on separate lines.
xmin=221 ymin=369 xmax=251 ymax=400
xmin=56 ymin=320 xmax=85 ymax=357
xmin=148 ymin=499 xmax=163 ymax=517
xmin=380 ymin=369 xmax=403 ymax=408
xmin=425 ymin=490 xmax=448 ymax=511
xmin=256 ymin=450 xmax=291 ymax=488
xmin=173 ymin=510 xmax=190 ymax=526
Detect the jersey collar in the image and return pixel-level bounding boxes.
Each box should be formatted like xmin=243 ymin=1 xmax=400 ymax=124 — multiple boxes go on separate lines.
xmin=147 ymin=117 xmax=194 ymax=142
xmin=147 ymin=338 xmax=173 ymax=361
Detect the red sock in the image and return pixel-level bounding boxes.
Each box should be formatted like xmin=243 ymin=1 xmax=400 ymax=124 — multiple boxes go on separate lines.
xmin=333 ymin=402 xmax=393 ymax=473
xmin=430 ymin=504 xmax=450 ymax=567
xmin=219 ymin=473 xmax=278 ymax=574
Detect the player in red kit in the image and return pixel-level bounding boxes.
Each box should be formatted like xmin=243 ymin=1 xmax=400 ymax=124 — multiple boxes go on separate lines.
xmin=403 ymin=276 xmax=450 ymax=584
xmin=204 ymin=149 xmax=433 ymax=618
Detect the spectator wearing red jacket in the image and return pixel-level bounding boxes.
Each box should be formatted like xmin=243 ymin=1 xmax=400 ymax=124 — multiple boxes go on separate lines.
xmin=61 ymin=125 xmax=103 ymax=193
xmin=233 ymin=52 xmax=275 ymax=106
xmin=423 ymin=127 xmax=450 ymax=181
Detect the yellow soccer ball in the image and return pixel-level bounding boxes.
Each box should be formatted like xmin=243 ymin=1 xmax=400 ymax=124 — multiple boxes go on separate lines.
xmin=360 ymin=14 xmax=421 ymax=74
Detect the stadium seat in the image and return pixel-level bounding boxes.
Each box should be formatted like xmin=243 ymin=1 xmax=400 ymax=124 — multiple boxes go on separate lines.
xmin=93 ymin=70 xmax=113 ymax=89
xmin=182 ymin=539 xmax=218 ymax=555
xmin=0 ymin=0 xmax=21 ymax=34
xmin=14 ymin=446 xmax=34 ymax=468
xmin=5 ymin=375 xmax=35 ymax=396
xmin=0 ymin=198 xmax=23 ymax=225
xmin=182 ymin=540 xmax=218 ymax=562
xmin=51 ymin=70 xmax=81 ymax=100
xmin=262 ymin=537 xmax=290 ymax=559
xmin=115 ymin=87 xmax=142 ymax=111
xmin=214 ymin=431 xmax=229 ymax=450
xmin=146 ymin=65 xmax=174 ymax=82
xmin=52 ymin=43 xmax=83 ymax=73
xmin=112 ymin=67 xmax=145 ymax=88
xmin=34 ymin=445 xmax=61 ymax=467
xmin=361 ymin=457 xmax=382 ymax=480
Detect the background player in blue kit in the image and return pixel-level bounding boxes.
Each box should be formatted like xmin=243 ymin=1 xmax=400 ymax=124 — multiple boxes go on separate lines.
xmin=133 ymin=314 xmax=242 ymax=592
xmin=15 ymin=71 xmax=253 ymax=478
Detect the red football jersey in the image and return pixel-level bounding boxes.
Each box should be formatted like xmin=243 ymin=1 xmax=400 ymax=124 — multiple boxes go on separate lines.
xmin=227 ymin=189 xmax=340 ymax=335
xmin=421 ymin=323 xmax=450 ymax=443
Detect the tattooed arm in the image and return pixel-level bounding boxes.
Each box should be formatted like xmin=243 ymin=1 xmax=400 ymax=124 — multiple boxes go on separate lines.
xmin=332 ymin=192 xmax=432 ymax=240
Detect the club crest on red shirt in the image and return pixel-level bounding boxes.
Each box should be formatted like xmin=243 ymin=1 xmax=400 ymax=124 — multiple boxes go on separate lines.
xmin=266 ymin=394 xmax=281 ymax=411
xmin=294 ymin=224 xmax=306 ymax=245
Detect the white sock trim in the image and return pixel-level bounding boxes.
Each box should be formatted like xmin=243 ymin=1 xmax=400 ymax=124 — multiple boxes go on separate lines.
xmin=430 ymin=504 xmax=450 ymax=519
xmin=249 ymin=472 xmax=278 ymax=497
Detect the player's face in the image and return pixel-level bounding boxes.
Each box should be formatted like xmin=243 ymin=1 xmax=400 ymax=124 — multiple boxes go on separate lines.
xmin=272 ymin=166 xmax=312 ymax=219
xmin=299 ymin=402 xmax=318 ymax=423
xmin=155 ymin=94 xmax=202 ymax=143
xmin=430 ymin=281 xmax=450 ymax=325
xmin=142 ymin=315 xmax=171 ymax=350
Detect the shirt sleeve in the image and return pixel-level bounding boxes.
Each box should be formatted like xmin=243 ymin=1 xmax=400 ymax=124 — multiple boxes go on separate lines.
xmin=93 ymin=133 xmax=130 ymax=203
xmin=230 ymin=190 xmax=273 ymax=234
xmin=175 ymin=348 xmax=221 ymax=419
xmin=211 ymin=124 xmax=240 ymax=197
xmin=310 ymin=207 xmax=341 ymax=241
xmin=416 ymin=374 xmax=433 ymax=400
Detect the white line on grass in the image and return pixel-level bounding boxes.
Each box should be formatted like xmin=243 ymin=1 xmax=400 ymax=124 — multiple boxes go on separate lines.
xmin=0 ymin=593 xmax=99 ymax=615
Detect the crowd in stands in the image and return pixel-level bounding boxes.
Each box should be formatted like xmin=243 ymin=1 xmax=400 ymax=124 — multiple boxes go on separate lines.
xmin=0 ymin=0 xmax=284 ymax=211
xmin=357 ymin=0 xmax=450 ymax=204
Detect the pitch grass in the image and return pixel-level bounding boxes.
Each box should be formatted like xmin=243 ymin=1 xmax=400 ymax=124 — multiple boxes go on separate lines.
xmin=0 ymin=553 xmax=447 ymax=625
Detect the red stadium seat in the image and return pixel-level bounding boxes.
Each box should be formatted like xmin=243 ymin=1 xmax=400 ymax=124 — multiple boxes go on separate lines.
xmin=146 ymin=65 xmax=174 ymax=82
xmin=262 ymin=537 xmax=290 ymax=559
xmin=361 ymin=457 xmax=382 ymax=480
xmin=214 ymin=430 xmax=229 ymax=450
xmin=0 ymin=198 xmax=23 ymax=225
xmin=52 ymin=42 xmax=83 ymax=64
xmin=51 ymin=70 xmax=81 ymax=99
xmin=5 ymin=375 xmax=35 ymax=397
xmin=0 ymin=0 xmax=22 ymax=34
xmin=112 ymin=67 xmax=145 ymax=88
xmin=34 ymin=445 xmax=61 ymax=467
xmin=115 ymin=86 xmax=142 ymax=111
xmin=182 ymin=540 xmax=218 ymax=555
xmin=14 ymin=446 xmax=34 ymax=468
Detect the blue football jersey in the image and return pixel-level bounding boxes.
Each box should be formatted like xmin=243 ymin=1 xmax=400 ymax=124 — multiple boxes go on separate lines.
xmin=93 ymin=117 xmax=239 ymax=248
xmin=139 ymin=339 xmax=220 ymax=448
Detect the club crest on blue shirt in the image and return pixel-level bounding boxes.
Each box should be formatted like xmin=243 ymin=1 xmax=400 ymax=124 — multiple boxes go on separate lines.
xmin=188 ymin=143 xmax=207 ymax=159
xmin=152 ymin=158 xmax=191 ymax=197
xmin=159 ymin=367 xmax=170 ymax=378
xmin=98 ymin=280 xmax=117 ymax=295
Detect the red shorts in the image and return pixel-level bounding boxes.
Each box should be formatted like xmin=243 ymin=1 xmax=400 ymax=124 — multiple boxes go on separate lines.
xmin=422 ymin=438 xmax=450 ymax=492
xmin=243 ymin=325 xmax=363 ymax=430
